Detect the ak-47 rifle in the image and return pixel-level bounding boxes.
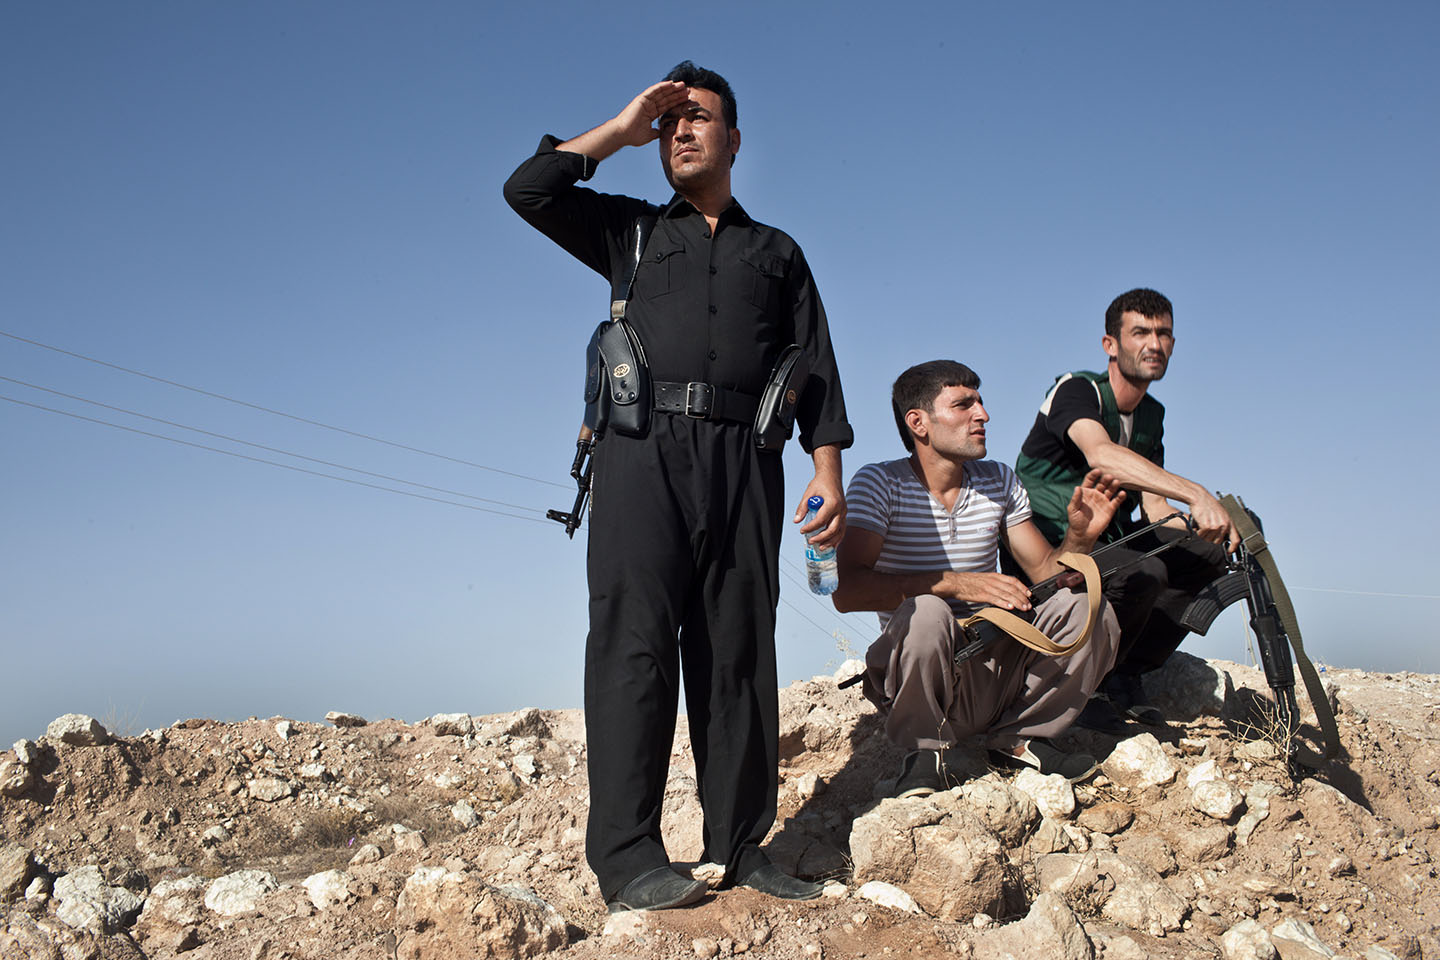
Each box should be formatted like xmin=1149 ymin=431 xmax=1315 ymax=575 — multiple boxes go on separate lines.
xmin=950 ymin=512 xmax=1195 ymax=667
xmin=1178 ymin=495 xmax=1338 ymax=780
xmin=545 ymin=426 xmax=595 ymax=539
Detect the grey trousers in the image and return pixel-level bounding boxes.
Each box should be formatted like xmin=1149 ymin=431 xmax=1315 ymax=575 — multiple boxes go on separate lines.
xmin=863 ymin=590 xmax=1120 ymax=752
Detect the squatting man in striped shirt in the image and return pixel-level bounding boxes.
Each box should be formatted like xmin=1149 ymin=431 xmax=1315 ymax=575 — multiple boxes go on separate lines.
xmin=832 ymin=360 xmax=1125 ymax=797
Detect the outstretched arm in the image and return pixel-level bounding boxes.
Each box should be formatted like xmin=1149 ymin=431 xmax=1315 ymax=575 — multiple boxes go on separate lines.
xmin=1004 ymin=469 xmax=1127 ymax=582
xmin=1067 ymin=419 xmax=1235 ymax=550
xmin=557 ymin=81 xmax=692 ymax=164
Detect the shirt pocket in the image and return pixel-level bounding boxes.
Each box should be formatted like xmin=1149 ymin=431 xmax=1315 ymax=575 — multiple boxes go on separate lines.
xmin=634 ymin=236 xmax=685 ymax=300
xmin=739 ymin=249 xmax=787 ymax=312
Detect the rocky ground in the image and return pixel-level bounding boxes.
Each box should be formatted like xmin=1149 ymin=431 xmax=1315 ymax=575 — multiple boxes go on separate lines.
xmin=3 ymin=653 xmax=1440 ymax=960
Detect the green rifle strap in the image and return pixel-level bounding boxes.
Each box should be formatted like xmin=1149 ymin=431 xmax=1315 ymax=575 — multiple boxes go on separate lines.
xmin=960 ymin=552 xmax=1102 ymax=657
xmin=1220 ymin=495 xmax=1339 ymax=767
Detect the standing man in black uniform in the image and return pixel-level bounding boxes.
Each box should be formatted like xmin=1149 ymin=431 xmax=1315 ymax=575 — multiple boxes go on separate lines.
xmin=503 ymin=62 xmax=851 ymax=912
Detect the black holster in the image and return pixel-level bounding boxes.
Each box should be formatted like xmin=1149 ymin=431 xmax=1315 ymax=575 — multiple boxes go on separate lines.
xmin=584 ymin=317 xmax=651 ymax=438
xmin=753 ymin=344 xmax=809 ymax=451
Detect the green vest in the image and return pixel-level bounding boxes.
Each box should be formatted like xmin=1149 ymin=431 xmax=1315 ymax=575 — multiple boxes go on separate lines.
xmin=1015 ymin=370 xmax=1164 ymax=545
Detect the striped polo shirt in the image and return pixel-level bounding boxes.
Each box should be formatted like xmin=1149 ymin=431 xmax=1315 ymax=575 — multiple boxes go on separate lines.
xmin=846 ymin=457 xmax=1032 ymax=625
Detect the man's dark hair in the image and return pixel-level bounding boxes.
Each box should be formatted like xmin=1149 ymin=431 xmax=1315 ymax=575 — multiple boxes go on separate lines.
xmin=664 ymin=60 xmax=738 ymax=130
xmin=1105 ymin=288 xmax=1173 ymax=338
xmin=891 ymin=360 xmax=981 ymax=452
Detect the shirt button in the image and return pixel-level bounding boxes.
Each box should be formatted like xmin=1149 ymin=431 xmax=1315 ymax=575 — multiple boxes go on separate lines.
xmin=703 ymin=230 xmax=711 ymax=238
xmin=709 ymin=266 xmax=716 ymax=275
xmin=709 ymin=350 xmax=718 ymax=360
xmin=708 ymin=305 xmax=717 ymax=314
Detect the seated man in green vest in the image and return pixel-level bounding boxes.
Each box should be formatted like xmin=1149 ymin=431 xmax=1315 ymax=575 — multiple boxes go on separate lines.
xmin=1013 ymin=288 xmax=1231 ymax=732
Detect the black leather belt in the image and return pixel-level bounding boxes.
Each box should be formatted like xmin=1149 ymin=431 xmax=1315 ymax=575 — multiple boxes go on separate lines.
xmin=653 ymin=381 xmax=759 ymax=424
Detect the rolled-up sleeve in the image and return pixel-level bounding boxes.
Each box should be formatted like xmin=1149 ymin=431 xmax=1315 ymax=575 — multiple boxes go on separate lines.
xmin=502 ymin=136 xmax=636 ymax=280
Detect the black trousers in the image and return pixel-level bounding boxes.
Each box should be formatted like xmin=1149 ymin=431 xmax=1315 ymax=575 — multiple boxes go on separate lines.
xmin=1099 ymin=526 xmax=1228 ymax=675
xmin=583 ymin=414 xmax=783 ymax=900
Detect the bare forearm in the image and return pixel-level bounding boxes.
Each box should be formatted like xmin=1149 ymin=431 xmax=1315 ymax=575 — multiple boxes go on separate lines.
xmin=811 ymin=444 xmax=843 ymax=490
xmin=832 ymin=567 xmax=952 ymax=614
xmin=556 ymin=119 xmax=631 ymax=165
xmin=1086 ymin=442 xmax=1205 ymax=507
xmin=556 ymin=80 xmax=688 ymax=168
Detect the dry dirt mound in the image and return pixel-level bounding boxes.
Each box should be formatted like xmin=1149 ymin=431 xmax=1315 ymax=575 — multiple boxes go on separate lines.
xmin=2 ymin=654 xmax=1438 ymax=959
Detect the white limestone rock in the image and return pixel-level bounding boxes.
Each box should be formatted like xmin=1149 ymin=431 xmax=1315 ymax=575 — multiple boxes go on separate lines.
xmin=53 ymin=866 xmax=144 ymax=933
xmin=849 ymin=794 xmax=1020 ymax=921
xmin=0 ymin=760 xmax=32 ymax=798
xmin=1236 ymin=781 xmax=1281 ymax=845
xmin=1187 ymin=758 xmax=1223 ymax=788
xmin=431 ymin=713 xmax=476 ymax=738
xmin=1270 ymin=917 xmax=1336 ymax=959
xmin=1192 ymin=779 xmax=1246 ymax=820
xmin=973 ymin=892 xmax=1093 ymax=960
xmin=325 ymin=711 xmax=368 ymax=728
xmin=45 ymin=714 xmax=110 ymax=746
xmin=204 ymin=869 xmax=279 ymax=917
xmin=350 ymin=843 xmax=384 ymax=866
xmin=395 ymin=868 xmax=567 ymax=958
xmin=452 ymin=800 xmax=480 ymax=829
xmin=247 ymin=777 xmax=295 ymax=802
xmin=855 ymin=880 xmax=922 ymax=914
xmin=1013 ymin=768 xmax=1076 ymax=820
xmin=1144 ymin=651 xmax=1232 ymax=718
xmin=1220 ymin=918 xmax=1277 ymax=960
xmin=136 ymin=875 xmax=208 ymax=939
xmin=1036 ymin=852 xmax=1186 ymax=934
xmin=301 ymin=869 xmax=354 ymax=910
xmin=200 ymin=825 xmax=230 ymax=847
xmin=958 ymin=776 xmax=1040 ymax=844
xmin=1101 ymin=733 xmax=1178 ymax=788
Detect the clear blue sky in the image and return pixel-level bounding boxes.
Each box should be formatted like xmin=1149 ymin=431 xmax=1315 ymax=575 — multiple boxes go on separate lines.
xmin=3 ymin=2 xmax=1437 ymax=744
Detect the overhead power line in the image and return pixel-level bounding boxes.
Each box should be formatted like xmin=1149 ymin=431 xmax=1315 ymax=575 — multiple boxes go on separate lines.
xmin=0 ymin=329 xmax=568 ymax=489
xmin=1292 ymin=586 xmax=1440 ymax=601
xmin=1 ymin=375 xmax=539 ymax=513
xmin=2 ymin=394 xmax=551 ymax=525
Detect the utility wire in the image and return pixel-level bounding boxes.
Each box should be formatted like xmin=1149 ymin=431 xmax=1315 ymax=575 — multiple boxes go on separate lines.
xmin=1291 ymin=587 xmax=1440 ymax=601
xmin=0 ymin=329 xmax=568 ymax=489
xmin=779 ymin=594 xmax=844 ymax=644
xmin=779 ymin=555 xmax=878 ymax=644
xmin=7 ymin=328 xmax=1428 ymax=607
xmin=1 ymin=375 xmax=540 ymax=514
xmin=2 ymin=394 xmax=552 ymax=525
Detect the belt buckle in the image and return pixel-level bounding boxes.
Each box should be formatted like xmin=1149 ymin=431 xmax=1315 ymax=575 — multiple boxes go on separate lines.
xmin=684 ymin=382 xmax=714 ymax=418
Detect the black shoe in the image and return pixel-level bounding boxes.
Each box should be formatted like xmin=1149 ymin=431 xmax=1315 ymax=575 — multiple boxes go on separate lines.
xmin=738 ymin=863 xmax=823 ymax=901
xmin=1073 ymin=694 xmax=1129 ymax=735
xmin=606 ymin=866 xmax=707 ymax=913
xmin=988 ymin=738 xmax=1097 ymax=782
xmin=893 ymin=749 xmax=958 ymax=798
xmin=1105 ymin=673 xmax=1165 ymax=725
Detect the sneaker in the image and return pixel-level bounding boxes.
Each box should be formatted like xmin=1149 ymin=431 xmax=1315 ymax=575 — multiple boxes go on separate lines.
xmin=1073 ymin=694 xmax=1129 ymax=735
xmin=987 ymin=738 xmax=1097 ymax=782
xmin=1104 ymin=673 xmax=1165 ymax=725
xmin=893 ymin=749 xmax=958 ymax=798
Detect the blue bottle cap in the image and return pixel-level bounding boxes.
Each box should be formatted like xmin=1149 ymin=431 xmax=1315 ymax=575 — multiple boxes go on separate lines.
xmin=807 ymin=495 xmax=824 ymax=510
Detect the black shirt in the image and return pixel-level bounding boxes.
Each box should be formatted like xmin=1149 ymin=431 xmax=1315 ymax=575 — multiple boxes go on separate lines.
xmin=503 ymin=136 xmax=852 ymax=453
xmin=1018 ymin=376 xmax=1165 ymax=472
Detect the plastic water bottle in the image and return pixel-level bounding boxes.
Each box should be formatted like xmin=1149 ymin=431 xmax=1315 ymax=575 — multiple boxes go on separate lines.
xmin=802 ymin=495 xmax=838 ymax=596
